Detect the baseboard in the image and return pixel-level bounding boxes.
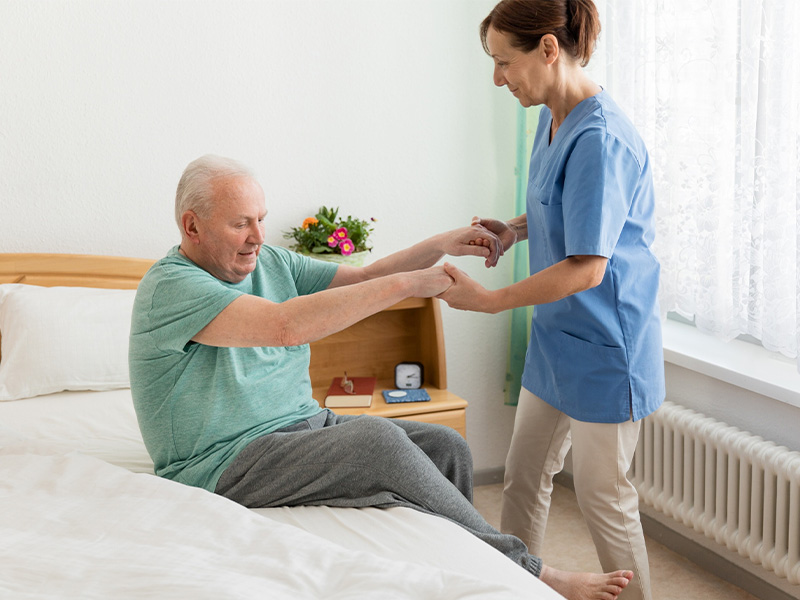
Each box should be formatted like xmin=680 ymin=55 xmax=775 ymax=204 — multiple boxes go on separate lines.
xmin=553 ymin=472 xmax=800 ymax=600
xmin=473 ymin=466 xmax=505 ymax=487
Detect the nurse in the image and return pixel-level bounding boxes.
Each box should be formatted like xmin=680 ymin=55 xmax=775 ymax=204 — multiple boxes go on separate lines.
xmin=439 ymin=1 xmax=665 ymax=599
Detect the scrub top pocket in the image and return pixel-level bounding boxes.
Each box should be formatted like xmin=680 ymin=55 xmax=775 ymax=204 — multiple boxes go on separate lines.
xmin=551 ymin=329 xmax=630 ymax=422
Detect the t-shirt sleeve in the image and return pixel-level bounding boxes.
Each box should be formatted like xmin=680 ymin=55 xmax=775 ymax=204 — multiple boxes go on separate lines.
xmin=272 ymin=246 xmax=339 ymax=296
xmin=141 ymin=264 xmax=243 ymax=354
xmin=562 ymin=131 xmax=642 ymax=258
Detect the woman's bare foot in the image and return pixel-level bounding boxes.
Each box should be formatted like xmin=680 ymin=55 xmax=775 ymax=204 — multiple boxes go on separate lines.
xmin=539 ymin=565 xmax=633 ymax=600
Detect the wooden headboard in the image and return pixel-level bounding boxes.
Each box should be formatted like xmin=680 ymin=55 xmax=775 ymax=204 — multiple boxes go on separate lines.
xmin=0 ymin=253 xmax=155 ymax=290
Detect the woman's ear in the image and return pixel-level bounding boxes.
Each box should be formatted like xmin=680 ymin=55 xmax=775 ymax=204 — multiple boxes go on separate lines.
xmin=539 ymin=33 xmax=560 ymax=64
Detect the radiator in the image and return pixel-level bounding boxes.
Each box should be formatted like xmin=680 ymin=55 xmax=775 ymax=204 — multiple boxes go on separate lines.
xmin=630 ymin=400 xmax=800 ymax=585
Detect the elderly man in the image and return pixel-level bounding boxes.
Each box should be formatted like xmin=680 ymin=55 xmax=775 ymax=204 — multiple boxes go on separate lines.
xmin=129 ymin=155 xmax=632 ymax=600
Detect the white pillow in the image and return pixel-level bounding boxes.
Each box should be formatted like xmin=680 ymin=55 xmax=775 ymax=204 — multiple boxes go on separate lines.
xmin=0 ymin=284 xmax=136 ymax=401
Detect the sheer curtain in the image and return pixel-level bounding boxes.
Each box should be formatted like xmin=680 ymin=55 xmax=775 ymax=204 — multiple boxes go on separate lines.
xmin=584 ymin=0 xmax=800 ymax=367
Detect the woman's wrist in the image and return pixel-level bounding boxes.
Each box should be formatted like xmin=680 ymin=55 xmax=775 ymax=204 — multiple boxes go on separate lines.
xmin=508 ymin=218 xmax=527 ymax=243
xmin=507 ymin=222 xmax=519 ymax=245
xmin=481 ymin=289 xmax=502 ymax=314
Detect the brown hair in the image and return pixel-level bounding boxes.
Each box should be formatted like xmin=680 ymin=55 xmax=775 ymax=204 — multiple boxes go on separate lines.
xmin=480 ymin=0 xmax=601 ymax=67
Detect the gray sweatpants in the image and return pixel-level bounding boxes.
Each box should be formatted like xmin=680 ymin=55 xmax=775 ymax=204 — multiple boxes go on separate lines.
xmin=214 ymin=409 xmax=542 ymax=577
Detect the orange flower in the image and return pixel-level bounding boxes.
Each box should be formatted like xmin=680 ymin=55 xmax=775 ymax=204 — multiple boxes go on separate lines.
xmin=302 ymin=217 xmax=319 ymax=230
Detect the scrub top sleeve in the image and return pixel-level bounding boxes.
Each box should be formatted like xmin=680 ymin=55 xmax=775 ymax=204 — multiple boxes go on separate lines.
xmin=562 ymin=131 xmax=642 ymax=258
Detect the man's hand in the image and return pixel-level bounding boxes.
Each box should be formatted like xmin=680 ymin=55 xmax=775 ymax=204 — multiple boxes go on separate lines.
xmin=437 ymin=263 xmax=495 ymax=313
xmin=441 ymin=225 xmax=503 ymax=268
xmin=410 ymin=265 xmax=455 ymax=298
xmin=469 ymin=217 xmax=518 ymax=262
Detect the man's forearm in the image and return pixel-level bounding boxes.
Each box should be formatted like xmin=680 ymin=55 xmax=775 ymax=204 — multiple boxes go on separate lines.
xmin=270 ymin=273 xmax=418 ymax=345
xmin=361 ymin=233 xmax=449 ymax=280
xmin=328 ymin=226 xmax=496 ymax=289
xmin=193 ymin=271 xmax=421 ymax=348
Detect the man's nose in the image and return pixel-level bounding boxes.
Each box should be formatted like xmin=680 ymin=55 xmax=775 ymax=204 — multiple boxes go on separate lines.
xmin=250 ymin=223 xmax=265 ymax=245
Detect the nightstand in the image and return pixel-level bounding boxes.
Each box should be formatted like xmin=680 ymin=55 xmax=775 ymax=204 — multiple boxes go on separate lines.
xmin=309 ymin=297 xmax=468 ymax=438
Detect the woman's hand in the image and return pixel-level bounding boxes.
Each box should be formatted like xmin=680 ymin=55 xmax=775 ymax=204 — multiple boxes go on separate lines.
xmin=470 ymin=216 xmax=518 ymax=258
xmin=437 ymin=263 xmax=496 ymax=313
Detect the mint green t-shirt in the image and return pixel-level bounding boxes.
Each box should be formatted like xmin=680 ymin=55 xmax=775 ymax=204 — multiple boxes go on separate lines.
xmin=129 ymin=245 xmax=338 ymax=492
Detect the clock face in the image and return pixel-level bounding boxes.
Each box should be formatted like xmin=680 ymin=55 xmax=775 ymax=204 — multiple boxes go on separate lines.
xmin=395 ymin=362 xmax=423 ymax=389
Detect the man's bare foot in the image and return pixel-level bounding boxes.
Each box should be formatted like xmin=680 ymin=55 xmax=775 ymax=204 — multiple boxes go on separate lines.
xmin=539 ymin=565 xmax=633 ymax=600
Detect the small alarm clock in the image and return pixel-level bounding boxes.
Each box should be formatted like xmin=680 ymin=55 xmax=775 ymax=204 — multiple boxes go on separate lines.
xmin=394 ymin=362 xmax=424 ymax=389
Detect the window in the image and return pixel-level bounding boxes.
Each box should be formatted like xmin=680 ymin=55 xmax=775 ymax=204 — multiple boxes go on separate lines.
xmin=586 ymin=0 xmax=800 ymax=369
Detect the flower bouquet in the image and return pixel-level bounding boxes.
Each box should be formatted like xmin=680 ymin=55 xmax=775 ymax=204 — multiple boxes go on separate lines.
xmin=283 ymin=206 xmax=374 ymax=263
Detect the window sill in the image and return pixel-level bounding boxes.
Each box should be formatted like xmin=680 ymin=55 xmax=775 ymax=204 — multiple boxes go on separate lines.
xmin=662 ymin=319 xmax=800 ymax=409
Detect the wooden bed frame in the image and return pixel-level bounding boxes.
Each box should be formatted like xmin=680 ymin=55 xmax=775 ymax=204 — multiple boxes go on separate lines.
xmin=0 ymin=253 xmax=154 ymax=289
xmin=0 ymin=253 xmax=468 ymax=435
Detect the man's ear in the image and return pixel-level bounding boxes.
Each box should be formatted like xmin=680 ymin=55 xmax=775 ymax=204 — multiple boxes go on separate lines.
xmin=539 ymin=34 xmax=560 ymax=64
xmin=181 ymin=211 xmax=201 ymax=245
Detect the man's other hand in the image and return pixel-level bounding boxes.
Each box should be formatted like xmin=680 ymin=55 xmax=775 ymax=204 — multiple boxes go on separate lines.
xmin=442 ymin=225 xmax=503 ymax=268
xmin=470 ymin=217 xmax=517 ymax=263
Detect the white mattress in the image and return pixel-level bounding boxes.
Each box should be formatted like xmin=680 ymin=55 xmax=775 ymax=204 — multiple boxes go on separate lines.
xmin=0 ymin=390 xmax=557 ymax=599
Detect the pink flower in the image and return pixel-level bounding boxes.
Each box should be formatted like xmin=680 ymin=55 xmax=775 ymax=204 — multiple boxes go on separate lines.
xmin=339 ymin=238 xmax=355 ymax=256
xmin=327 ymin=235 xmax=338 ymax=247
xmin=333 ymin=227 xmax=349 ymax=240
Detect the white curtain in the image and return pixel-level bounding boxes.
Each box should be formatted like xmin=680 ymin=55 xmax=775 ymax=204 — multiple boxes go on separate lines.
xmin=586 ymin=0 xmax=800 ymax=366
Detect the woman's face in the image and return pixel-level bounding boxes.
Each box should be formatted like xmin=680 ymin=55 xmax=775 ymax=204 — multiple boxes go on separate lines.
xmin=485 ymin=27 xmax=547 ymax=108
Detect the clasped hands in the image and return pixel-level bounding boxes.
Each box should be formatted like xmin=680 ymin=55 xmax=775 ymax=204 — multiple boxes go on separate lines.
xmin=436 ymin=217 xmax=514 ymax=313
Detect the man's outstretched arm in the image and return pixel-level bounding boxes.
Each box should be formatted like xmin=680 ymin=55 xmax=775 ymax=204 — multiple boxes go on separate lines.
xmin=191 ymin=265 xmax=452 ymax=349
xmin=327 ymin=225 xmax=501 ymax=289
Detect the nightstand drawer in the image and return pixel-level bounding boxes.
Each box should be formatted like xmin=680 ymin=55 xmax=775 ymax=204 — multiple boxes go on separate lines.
xmin=393 ymin=408 xmax=466 ymax=438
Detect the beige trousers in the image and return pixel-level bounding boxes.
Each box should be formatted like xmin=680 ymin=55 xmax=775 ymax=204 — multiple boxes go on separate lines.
xmin=501 ymin=389 xmax=651 ymax=600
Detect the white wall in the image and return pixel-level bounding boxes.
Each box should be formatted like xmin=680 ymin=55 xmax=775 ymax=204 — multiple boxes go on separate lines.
xmin=665 ymin=364 xmax=800 ymax=453
xmin=0 ymin=0 xmax=521 ymax=471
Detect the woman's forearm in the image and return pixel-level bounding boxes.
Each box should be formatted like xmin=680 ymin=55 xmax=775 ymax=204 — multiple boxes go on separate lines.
xmin=486 ymin=255 xmax=606 ymax=313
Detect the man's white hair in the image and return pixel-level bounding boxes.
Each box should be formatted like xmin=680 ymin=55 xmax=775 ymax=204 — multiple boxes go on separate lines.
xmin=175 ymin=154 xmax=255 ymax=230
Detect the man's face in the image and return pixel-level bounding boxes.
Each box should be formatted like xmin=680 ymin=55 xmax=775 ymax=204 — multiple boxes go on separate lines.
xmin=191 ymin=175 xmax=267 ymax=283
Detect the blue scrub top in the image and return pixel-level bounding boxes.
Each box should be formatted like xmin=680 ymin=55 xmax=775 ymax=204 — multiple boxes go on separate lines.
xmin=521 ymin=90 xmax=665 ymax=423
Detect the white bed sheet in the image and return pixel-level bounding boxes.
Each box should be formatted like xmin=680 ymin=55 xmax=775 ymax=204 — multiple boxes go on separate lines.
xmin=0 ymin=388 xmax=153 ymax=473
xmin=0 ymin=390 xmax=558 ymax=599
xmin=0 ymin=435 xmax=536 ymax=599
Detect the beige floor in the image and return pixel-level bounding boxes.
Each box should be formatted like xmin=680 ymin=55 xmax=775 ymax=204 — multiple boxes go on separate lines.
xmin=474 ymin=482 xmax=758 ymax=600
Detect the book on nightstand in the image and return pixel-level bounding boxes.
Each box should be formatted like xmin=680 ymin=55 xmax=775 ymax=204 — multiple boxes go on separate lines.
xmin=324 ymin=376 xmax=376 ymax=408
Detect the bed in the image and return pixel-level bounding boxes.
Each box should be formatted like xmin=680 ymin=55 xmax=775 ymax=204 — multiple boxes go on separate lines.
xmin=0 ymin=253 xmax=559 ymax=599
